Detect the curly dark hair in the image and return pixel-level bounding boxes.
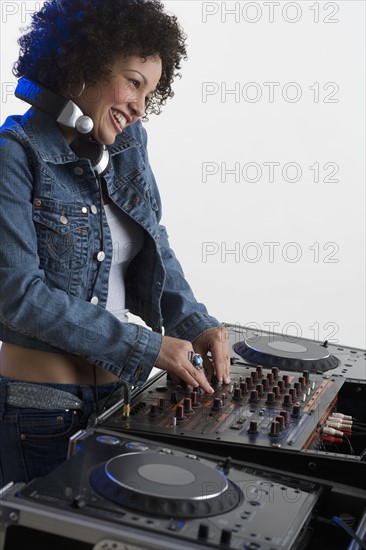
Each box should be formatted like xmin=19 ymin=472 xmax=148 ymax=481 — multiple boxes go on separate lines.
xmin=13 ymin=0 xmax=187 ymax=115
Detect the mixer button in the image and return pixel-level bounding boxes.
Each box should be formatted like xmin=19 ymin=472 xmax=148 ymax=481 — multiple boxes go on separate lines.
xmin=292 ymin=404 xmax=301 ymax=418
xmin=212 ymin=398 xmax=223 ymax=411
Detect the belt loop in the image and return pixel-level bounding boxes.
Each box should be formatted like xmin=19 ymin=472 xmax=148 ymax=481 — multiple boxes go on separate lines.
xmin=0 ymin=382 xmax=7 ymax=419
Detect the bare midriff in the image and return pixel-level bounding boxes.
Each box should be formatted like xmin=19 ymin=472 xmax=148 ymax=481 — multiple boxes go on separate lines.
xmin=0 ymin=342 xmax=119 ymax=385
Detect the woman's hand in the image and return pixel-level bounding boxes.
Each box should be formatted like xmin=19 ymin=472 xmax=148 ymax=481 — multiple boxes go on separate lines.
xmin=192 ymin=325 xmax=231 ymax=385
xmin=155 ymin=335 xmax=214 ymax=393
xmin=155 ymin=325 xmax=231 ymax=392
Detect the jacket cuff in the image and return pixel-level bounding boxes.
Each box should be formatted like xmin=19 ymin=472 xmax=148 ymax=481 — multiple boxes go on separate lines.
xmin=165 ymin=312 xmax=221 ymax=342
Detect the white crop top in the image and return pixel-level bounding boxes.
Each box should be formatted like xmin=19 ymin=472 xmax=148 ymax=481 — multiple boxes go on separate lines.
xmin=104 ymin=202 xmax=144 ymax=322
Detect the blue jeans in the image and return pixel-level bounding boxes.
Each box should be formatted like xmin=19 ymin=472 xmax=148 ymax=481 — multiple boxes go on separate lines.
xmin=0 ymin=377 xmax=119 ymax=487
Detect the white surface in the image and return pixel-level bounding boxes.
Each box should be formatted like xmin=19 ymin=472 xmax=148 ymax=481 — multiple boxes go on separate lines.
xmin=0 ymin=1 xmax=365 ymax=350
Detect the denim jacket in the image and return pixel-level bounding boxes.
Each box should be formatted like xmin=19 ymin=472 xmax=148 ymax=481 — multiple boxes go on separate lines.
xmin=0 ymin=107 xmax=220 ymax=386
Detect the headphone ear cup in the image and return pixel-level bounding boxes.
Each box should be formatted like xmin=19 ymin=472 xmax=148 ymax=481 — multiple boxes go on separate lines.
xmin=70 ymin=134 xmax=110 ymax=175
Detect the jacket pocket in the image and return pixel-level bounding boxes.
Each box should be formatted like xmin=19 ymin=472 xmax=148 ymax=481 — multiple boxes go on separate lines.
xmin=33 ymin=198 xmax=89 ymax=273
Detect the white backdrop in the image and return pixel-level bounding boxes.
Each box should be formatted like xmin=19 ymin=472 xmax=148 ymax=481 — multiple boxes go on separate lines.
xmin=1 ymin=1 xmax=365 ymax=350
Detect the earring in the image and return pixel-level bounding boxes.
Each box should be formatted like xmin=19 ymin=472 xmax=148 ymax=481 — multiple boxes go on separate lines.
xmin=68 ymin=81 xmax=86 ymax=99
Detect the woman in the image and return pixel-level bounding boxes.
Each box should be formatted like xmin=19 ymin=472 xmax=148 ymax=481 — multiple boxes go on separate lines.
xmin=0 ymin=0 xmax=230 ymax=486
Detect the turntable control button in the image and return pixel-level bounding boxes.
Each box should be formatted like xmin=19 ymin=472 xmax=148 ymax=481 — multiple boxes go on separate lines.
xmin=159 ymin=448 xmax=173 ymax=454
xmin=220 ymin=529 xmax=232 ymax=545
xmin=198 ymin=523 xmax=209 ymax=539
xmin=168 ymin=519 xmax=185 ymax=531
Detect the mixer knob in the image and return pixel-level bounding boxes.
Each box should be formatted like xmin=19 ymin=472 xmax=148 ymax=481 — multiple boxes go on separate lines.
xmin=220 ymin=529 xmax=232 ymax=545
xmin=175 ymin=404 xmax=185 ymax=421
xmin=289 ymin=388 xmax=297 ymax=400
xmin=282 ymin=393 xmax=293 ymax=407
xmin=256 ymin=383 xmax=264 ymax=397
xmin=251 ymin=371 xmax=258 ymax=384
xmin=277 ymin=379 xmax=285 ymax=393
xmin=191 ymin=391 xmax=199 ymax=408
xmin=247 ymin=420 xmax=258 ymax=434
xmin=265 ymin=391 xmax=275 ymax=405
xmin=233 ymin=388 xmax=242 ymax=401
xmin=292 ymin=404 xmax=301 ymax=418
xmin=245 ymin=376 xmax=253 ymax=389
xmin=272 ymin=385 xmax=280 ymax=399
xmin=240 ymin=382 xmax=248 ymax=395
xmin=269 ymin=420 xmax=280 ymax=437
xmin=249 ymin=390 xmax=259 ymax=403
xmin=149 ymin=404 xmax=158 ymax=417
xmin=212 ymin=398 xmax=223 ymax=411
xmin=282 ymin=374 xmax=290 ymax=387
xmin=184 ymin=398 xmax=193 ymax=414
xmin=256 ymin=365 xmax=263 ymax=378
xmin=302 ymin=370 xmax=310 ymax=384
xmin=158 ymin=398 xmax=165 ymax=410
xmin=276 ymin=415 xmax=285 ymax=430
xmin=279 ymin=410 xmax=289 ymax=425
xmin=272 ymin=367 xmax=279 ymax=380
xmin=266 ymin=372 xmax=274 ymax=384
xmin=170 ymin=392 xmax=179 ymax=404
xmin=299 ymin=376 xmax=306 ymax=387
xmin=261 ymin=378 xmax=269 ymax=391
xmin=294 ymin=382 xmax=302 ymax=394
xmin=198 ymin=524 xmax=209 ymax=540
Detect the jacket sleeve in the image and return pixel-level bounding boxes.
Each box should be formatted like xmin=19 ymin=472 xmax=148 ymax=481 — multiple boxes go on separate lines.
xmin=0 ymin=128 xmax=161 ymax=386
xmin=137 ymin=123 xmax=222 ymax=342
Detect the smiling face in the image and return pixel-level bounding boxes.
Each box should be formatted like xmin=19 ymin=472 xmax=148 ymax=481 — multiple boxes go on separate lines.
xmin=67 ymin=55 xmax=162 ymax=145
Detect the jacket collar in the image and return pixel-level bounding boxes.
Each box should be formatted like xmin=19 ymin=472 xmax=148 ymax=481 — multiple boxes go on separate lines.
xmin=22 ymin=107 xmax=141 ymax=164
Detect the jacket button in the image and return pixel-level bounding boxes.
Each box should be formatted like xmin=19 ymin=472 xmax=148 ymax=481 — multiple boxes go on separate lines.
xmin=97 ymin=251 xmax=105 ymax=262
xmin=90 ymin=296 xmax=99 ymax=305
xmin=34 ymin=199 xmax=42 ymax=207
xmin=81 ymin=207 xmax=88 ymax=214
xmin=60 ymin=215 xmax=68 ymax=225
xmin=91 ymin=205 xmax=98 ymax=214
xmin=74 ymin=167 xmax=84 ymax=176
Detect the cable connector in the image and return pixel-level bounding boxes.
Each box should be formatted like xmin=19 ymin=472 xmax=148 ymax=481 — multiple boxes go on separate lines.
xmin=331 ymin=412 xmax=352 ymax=421
xmin=123 ymin=404 xmax=130 ymax=418
xmin=322 ymin=436 xmax=343 ymax=444
xmin=322 ymin=426 xmax=343 ymax=437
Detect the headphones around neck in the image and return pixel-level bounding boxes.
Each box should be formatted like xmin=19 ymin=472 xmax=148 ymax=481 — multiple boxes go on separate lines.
xmin=15 ymin=77 xmax=110 ymax=175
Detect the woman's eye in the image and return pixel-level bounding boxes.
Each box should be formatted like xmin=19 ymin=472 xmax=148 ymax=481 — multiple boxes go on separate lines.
xmin=129 ymin=79 xmax=140 ymax=88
